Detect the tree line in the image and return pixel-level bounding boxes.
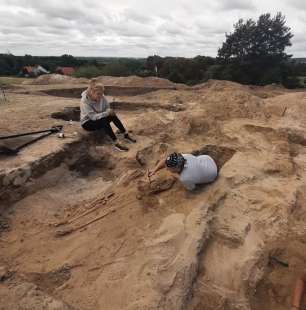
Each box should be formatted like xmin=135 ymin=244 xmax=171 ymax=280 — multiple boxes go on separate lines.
xmin=1 ymin=12 xmax=305 ymax=88
xmin=0 ymin=54 xmax=91 ymax=75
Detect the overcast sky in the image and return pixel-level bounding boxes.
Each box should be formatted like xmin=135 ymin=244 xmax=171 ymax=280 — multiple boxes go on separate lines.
xmin=0 ymin=0 xmax=305 ymax=57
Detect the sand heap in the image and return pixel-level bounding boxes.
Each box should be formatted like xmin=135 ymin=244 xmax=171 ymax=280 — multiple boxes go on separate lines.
xmin=193 ymin=79 xmax=288 ymax=98
xmin=24 ymin=74 xmax=89 ymax=85
xmin=1 ymin=78 xmax=306 ymax=310
xmin=95 ymin=75 xmax=188 ymax=89
xmin=25 ymin=74 xmax=188 ymax=89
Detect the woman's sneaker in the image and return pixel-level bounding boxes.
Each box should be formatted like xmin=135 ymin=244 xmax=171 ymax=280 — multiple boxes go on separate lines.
xmin=114 ymin=142 xmax=129 ymax=152
xmin=124 ymin=133 xmax=137 ymax=143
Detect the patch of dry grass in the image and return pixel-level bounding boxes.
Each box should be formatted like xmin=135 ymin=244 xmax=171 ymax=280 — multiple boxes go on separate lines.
xmin=0 ymin=76 xmax=31 ymax=86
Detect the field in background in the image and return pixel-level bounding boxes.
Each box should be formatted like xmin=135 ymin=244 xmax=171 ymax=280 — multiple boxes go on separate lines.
xmin=0 ymin=76 xmax=31 ymax=86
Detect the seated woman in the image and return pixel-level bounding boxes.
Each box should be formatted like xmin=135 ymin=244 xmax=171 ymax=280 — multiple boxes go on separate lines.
xmin=80 ymin=79 xmax=136 ymax=151
xmin=148 ymin=152 xmax=218 ymax=190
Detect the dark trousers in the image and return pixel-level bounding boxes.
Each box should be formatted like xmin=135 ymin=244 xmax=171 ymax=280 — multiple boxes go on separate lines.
xmin=82 ymin=115 xmax=126 ymax=141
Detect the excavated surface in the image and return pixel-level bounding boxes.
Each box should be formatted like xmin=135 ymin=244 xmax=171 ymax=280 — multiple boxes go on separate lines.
xmin=1 ymin=77 xmax=306 ymax=310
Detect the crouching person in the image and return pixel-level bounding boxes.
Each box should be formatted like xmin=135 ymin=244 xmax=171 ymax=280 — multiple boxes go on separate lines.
xmin=80 ymin=78 xmax=136 ymax=152
xmin=148 ymin=152 xmax=218 ymax=190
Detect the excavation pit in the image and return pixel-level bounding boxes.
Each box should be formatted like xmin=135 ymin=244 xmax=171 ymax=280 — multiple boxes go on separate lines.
xmin=43 ymin=85 xmax=176 ymax=98
xmin=50 ymin=100 xmax=184 ymax=122
xmin=192 ymin=144 xmax=236 ymax=170
xmin=0 ymin=134 xmax=115 ymax=207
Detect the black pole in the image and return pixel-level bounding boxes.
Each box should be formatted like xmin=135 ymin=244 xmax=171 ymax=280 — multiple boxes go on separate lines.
xmin=0 ymin=126 xmax=62 ymax=140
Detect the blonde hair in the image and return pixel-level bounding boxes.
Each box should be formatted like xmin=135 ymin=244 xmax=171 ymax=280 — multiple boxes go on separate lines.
xmin=87 ymin=78 xmax=104 ymax=98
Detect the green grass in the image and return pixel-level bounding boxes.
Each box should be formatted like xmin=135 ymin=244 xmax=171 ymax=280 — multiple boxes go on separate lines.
xmin=298 ymin=76 xmax=306 ymax=87
xmin=0 ymin=76 xmax=32 ymax=86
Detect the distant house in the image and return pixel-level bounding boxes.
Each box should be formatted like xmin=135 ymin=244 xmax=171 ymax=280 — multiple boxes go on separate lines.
xmin=20 ymin=65 xmax=49 ymax=77
xmin=55 ymin=66 xmax=75 ymax=75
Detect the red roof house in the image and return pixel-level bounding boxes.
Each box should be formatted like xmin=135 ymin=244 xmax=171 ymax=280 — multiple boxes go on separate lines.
xmin=55 ymin=67 xmax=75 ymax=75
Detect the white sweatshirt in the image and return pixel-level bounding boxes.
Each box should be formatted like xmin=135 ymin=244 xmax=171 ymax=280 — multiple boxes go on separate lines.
xmin=179 ymin=154 xmax=218 ymax=190
xmin=80 ymin=90 xmax=110 ymax=125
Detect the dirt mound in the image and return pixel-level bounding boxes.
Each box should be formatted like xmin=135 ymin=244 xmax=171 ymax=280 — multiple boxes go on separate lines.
xmin=25 ymin=74 xmax=89 ymax=85
xmin=191 ymin=83 xmax=265 ymax=120
xmin=193 ymin=79 xmax=288 ymax=99
xmin=192 ymin=79 xmax=248 ymax=91
xmin=210 ymin=91 xmax=263 ymax=119
xmin=26 ymin=74 xmax=189 ymax=90
xmin=95 ymin=75 xmax=188 ymax=89
xmin=265 ymin=92 xmax=306 ymax=125
xmin=263 ymin=83 xmax=286 ymax=91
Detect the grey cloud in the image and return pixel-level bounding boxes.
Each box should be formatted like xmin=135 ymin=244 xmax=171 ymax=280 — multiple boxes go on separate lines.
xmin=157 ymin=22 xmax=189 ymax=36
xmin=123 ymin=8 xmax=154 ymax=24
xmin=0 ymin=0 xmax=305 ymax=57
xmin=287 ymin=0 xmax=306 ymax=10
xmin=195 ymin=18 xmax=230 ymax=35
xmin=292 ymin=33 xmax=305 ymax=44
xmin=217 ymin=0 xmax=255 ymax=11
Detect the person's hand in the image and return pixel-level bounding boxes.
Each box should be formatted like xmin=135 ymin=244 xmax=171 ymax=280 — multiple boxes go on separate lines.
xmin=148 ymin=170 xmax=155 ymax=178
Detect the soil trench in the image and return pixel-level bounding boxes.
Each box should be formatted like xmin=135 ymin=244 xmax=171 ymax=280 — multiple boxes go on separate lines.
xmin=0 ymin=135 xmax=236 ymax=310
xmin=43 ymin=85 xmax=176 ymax=98
xmin=2 ymin=78 xmax=306 ymax=309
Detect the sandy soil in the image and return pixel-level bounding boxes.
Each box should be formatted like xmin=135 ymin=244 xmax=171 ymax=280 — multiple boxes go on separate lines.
xmin=1 ymin=77 xmax=306 ymax=310
xmin=25 ymin=74 xmax=187 ymax=89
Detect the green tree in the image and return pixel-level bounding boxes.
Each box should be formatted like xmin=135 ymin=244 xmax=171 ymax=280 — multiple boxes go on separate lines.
xmin=73 ymin=65 xmax=103 ymax=78
xmin=218 ymin=12 xmax=293 ymax=85
xmin=219 ymin=12 xmax=292 ymax=63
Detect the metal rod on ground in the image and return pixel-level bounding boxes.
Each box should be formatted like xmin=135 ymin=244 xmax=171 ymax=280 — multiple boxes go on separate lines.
xmin=0 ymin=126 xmax=63 ymax=140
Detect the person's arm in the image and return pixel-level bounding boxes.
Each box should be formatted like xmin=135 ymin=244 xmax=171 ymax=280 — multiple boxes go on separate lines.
xmin=103 ymin=96 xmax=111 ymax=110
xmin=103 ymin=96 xmax=115 ymax=116
xmin=291 ymin=272 xmax=306 ymax=310
xmin=81 ymin=101 xmax=110 ymax=120
xmin=169 ymin=171 xmax=180 ymax=180
xmin=148 ymin=156 xmax=167 ymax=177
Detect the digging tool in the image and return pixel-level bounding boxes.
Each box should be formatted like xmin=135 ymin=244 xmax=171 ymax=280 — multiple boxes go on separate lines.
xmin=0 ymin=126 xmax=63 ymax=156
